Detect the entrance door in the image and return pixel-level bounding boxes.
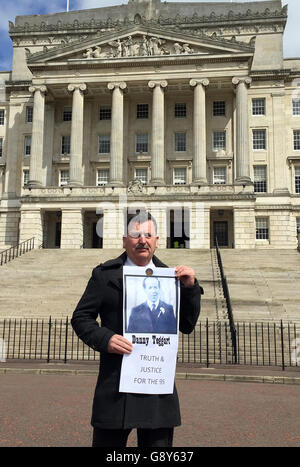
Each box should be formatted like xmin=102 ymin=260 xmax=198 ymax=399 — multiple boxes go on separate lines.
xmin=92 ymin=222 xmax=103 ymax=248
xmin=213 ymin=221 xmax=228 ymax=247
xmin=167 ymin=208 xmax=190 ymax=248
xmin=55 ymin=221 xmax=61 ymax=248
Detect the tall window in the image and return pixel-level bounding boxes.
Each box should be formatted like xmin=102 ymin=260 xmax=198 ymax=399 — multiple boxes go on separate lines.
xmin=26 ymin=106 xmax=33 ymax=123
xmin=252 ymin=98 xmax=265 ymax=116
xmin=173 ymin=167 xmax=187 ymax=185
xmin=24 ymin=135 xmax=31 ymax=156
xmin=174 ymin=103 xmax=186 ymax=118
xmin=136 ymin=104 xmax=148 ymax=119
xmin=135 ymin=168 xmax=148 ymax=184
xmin=99 ymin=106 xmax=111 ymax=120
xmin=23 ymin=169 xmax=29 ymax=186
xmin=253 ymin=129 xmax=266 ymax=150
xmin=98 ymin=135 xmax=110 ymax=154
xmin=0 ymin=138 xmax=3 ymax=157
xmin=97 ymin=169 xmax=109 ymax=186
xmin=61 ymin=135 xmax=71 ymax=154
xmin=59 ymin=169 xmax=69 ymax=186
xmin=293 ymin=130 xmax=300 ymax=150
xmin=295 ymin=166 xmax=300 ymax=194
xmin=213 ymin=166 xmax=226 ymax=184
xmin=254 ymin=166 xmax=267 ymax=193
xmin=213 ymin=131 xmax=226 ymax=151
xmin=256 ymin=218 xmax=269 ymax=240
xmin=0 ymin=110 xmax=4 ymax=125
xmin=296 ymin=217 xmax=300 ymax=235
xmin=174 ymin=132 xmax=186 ymax=152
xmin=293 ymin=99 xmax=300 ymax=116
xmin=136 ymin=134 xmax=148 ymax=153
xmin=63 ymin=107 xmax=72 ymax=121
xmin=213 ymin=101 xmax=226 ymax=117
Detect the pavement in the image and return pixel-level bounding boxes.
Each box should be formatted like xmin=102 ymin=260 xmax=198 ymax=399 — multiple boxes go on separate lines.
xmin=1 ymin=360 xmax=300 ymax=448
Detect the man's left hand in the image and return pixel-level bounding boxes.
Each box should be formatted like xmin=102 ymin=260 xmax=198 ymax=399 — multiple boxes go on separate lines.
xmin=175 ymin=265 xmax=196 ymax=288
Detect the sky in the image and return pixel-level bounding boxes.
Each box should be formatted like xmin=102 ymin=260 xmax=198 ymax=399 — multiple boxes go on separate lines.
xmin=0 ymin=0 xmax=299 ymax=72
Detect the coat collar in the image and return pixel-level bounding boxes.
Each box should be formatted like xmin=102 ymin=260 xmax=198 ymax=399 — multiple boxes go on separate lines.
xmin=100 ymin=251 xmax=168 ymax=290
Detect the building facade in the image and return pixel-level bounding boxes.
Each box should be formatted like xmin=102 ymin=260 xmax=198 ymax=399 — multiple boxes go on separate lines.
xmin=0 ymin=0 xmax=300 ymax=250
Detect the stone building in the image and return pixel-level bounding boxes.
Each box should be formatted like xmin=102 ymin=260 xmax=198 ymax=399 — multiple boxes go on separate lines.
xmin=0 ymin=0 xmax=300 ymax=250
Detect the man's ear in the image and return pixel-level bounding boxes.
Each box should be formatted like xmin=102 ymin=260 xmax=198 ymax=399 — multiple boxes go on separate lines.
xmin=122 ymin=236 xmax=127 ymax=249
xmin=155 ymin=236 xmax=159 ymax=248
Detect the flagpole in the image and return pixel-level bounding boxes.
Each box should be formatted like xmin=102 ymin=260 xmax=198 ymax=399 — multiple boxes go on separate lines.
xmin=67 ymin=0 xmax=69 ymax=12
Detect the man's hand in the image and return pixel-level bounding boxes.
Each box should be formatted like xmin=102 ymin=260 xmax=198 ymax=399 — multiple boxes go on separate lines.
xmin=107 ymin=334 xmax=133 ymax=355
xmin=175 ymin=265 xmax=196 ymax=288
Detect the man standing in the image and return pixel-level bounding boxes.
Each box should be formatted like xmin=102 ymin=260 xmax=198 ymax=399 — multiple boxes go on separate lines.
xmin=127 ymin=276 xmax=177 ymax=334
xmin=71 ymin=211 xmax=203 ymax=447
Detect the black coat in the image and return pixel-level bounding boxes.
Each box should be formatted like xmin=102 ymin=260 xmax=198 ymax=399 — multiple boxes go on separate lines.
xmin=71 ymin=252 xmax=203 ymax=429
xmin=127 ymin=299 xmax=177 ymax=334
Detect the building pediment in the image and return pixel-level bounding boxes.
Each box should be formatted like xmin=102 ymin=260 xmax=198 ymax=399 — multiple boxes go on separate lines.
xmin=26 ymin=24 xmax=254 ymax=67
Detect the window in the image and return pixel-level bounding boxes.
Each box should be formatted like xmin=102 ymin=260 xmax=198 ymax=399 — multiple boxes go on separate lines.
xmin=136 ymin=104 xmax=148 ymax=119
xmin=26 ymin=106 xmax=33 ymax=123
xmin=256 ymin=217 xmax=269 ymax=240
xmin=0 ymin=110 xmax=4 ymax=125
xmin=63 ymin=107 xmax=72 ymax=121
xmin=174 ymin=103 xmax=186 ymax=118
xmin=59 ymin=170 xmax=69 ymax=186
xmin=98 ymin=135 xmax=110 ymax=154
xmin=173 ymin=167 xmax=187 ymax=185
xmin=213 ymin=131 xmax=226 ymax=151
xmin=213 ymin=166 xmax=226 ymax=185
xmin=0 ymin=138 xmax=2 ymax=157
xmin=97 ymin=169 xmax=109 ymax=186
xmin=296 ymin=218 xmax=300 ymax=235
xmin=253 ymin=129 xmax=266 ymax=150
xmin=293 ymin=130 xmax=300 ymax=151
xmin=213 ymin=101 xmax=226 ymax=117
xmin=136 ymin=134 xmax=148 ymax=153
xmin=99 ymin=106 xmax=111 ymax=120
xmin=293 ymin=99 xmax=300 ymax=116
xmin=61 ymin=135 xmax=70 ymax=154
xmin=252 ymin=98 xmax=265 ymax=116
xmin=135 ymin=168 xmax=148 ymax=184
xmin=24 ymin=135 xmax=31 ymax=156
xmin=254 ymin=166 xmax=267 ymax=193
xmin=23 ymin=170 xmax=29 ymax=187
xmin=174 ymin=132 xmax=186 ymax=152
xmin=295 ymin=166 xmax=300 ymax=194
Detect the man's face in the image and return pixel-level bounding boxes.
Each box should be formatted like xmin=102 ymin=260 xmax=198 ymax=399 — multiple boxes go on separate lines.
xmin=144 ymin=278 xmax=160 ymax=303
xmin=123 ymin=220 xmax=159 ymax=266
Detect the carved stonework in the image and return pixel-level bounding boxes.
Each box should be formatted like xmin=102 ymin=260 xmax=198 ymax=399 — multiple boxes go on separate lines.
xmin=127 ymin=179 xmax=145 ymax=194
xmin=81 ymin=34 xmax=208 ymax=60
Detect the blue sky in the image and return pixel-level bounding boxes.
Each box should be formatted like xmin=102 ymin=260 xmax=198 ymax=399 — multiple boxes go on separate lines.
xmin=0 ymin=0 xmax=299 ymax=71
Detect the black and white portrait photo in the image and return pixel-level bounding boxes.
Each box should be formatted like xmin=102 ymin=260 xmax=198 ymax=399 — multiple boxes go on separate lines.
xmin=124 ymin=274 xmax=178 ymax=334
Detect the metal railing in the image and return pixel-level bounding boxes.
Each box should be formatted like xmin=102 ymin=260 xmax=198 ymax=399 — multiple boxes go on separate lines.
xmin=214 ymin=236 xmax=237 ymax=363
xmin=0 ymin=238 xmax=35 ymax=266
xmin=0 ymin=317 xmax=299 ymax=370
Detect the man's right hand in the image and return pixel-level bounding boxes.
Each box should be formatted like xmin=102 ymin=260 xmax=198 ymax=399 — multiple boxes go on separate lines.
xmin=107 ymin=334 xmax=133 ymax=354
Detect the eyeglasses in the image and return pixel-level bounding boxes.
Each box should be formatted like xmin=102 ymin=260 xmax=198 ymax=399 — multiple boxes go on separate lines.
xmin=128 ymin=231 xmax=155 ymax=239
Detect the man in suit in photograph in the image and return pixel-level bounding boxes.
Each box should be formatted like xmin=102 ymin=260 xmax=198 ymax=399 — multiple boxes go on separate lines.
xmin=127 ymin=276 xmax=177 ymax=334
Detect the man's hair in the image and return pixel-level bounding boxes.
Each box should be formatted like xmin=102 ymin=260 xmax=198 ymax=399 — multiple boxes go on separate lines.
xmin=126 ymin=210 xmax=158 ymax=236
xmin=143 ymin=276 xmax=160 ymax=289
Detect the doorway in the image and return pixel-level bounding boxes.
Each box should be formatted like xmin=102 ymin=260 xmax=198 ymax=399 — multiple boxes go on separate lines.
xmin=167 ymin=208 xmax=190 ymax=249
xmin=210 ymin=209 xmax=233 ymax=248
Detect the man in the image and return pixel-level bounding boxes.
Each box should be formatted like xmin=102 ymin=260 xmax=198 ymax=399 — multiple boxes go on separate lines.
xmin=71 ymin=211 xmax=203 ymax=447
xmin=127 ymin=276 xmax=177 ymax=334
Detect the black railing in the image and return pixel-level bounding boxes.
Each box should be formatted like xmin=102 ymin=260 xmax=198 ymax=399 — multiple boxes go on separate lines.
xmin=215 ymin=236 xmax=237 ymax=363
xmin=0 ymin=317 xmax=299 ymax=370
xmin=0 ymin=237 xmax=35 ymax=266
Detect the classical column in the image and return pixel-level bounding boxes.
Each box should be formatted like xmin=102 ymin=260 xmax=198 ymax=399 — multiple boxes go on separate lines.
xmin=271 ymin=91 xmax=289 ymax=194
xmin=148 ymin=80 xmax=168 ymax=185
xmin=68 ymin=83 xmax=87 ymax=186
xmin=28 ymin=85 xmax=47 ymax=187
xmin=107 ymin=82 xmax=127 ymax=186
xmin=232 ymin=77 xmax=252 ymax=184
xmin=189 ymin=78 xmax=209 ymax=185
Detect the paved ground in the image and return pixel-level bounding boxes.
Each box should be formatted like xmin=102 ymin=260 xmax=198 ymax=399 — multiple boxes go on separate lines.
xmin=1 ymin=362 xmax=299 ymax=448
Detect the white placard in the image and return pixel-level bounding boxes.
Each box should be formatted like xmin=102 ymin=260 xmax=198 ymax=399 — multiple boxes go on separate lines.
xmin=119 ymin=266 xmax=180 ymax=394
